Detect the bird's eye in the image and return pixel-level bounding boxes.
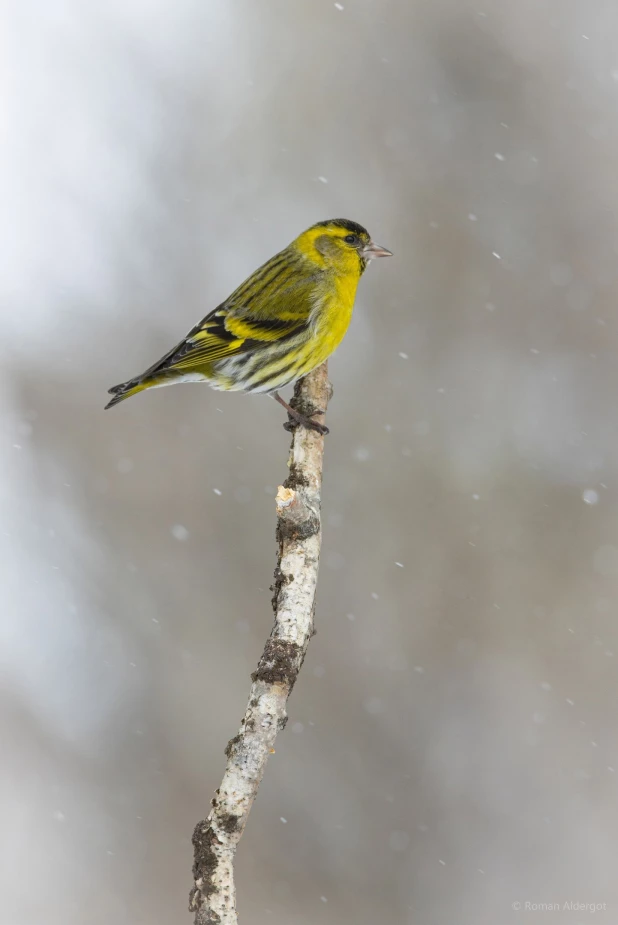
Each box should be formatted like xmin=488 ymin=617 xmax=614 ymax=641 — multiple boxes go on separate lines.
xmin=344 ymin=234 xmax=358 ymax=245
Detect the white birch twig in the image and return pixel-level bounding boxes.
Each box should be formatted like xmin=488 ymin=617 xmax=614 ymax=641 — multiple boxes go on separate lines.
xmin=190 ymin=363 xmax=331 ymax=924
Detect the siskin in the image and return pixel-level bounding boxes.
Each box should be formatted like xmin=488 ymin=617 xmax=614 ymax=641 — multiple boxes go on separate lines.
xmin=105 ymin=218 xmax=392 ymax=433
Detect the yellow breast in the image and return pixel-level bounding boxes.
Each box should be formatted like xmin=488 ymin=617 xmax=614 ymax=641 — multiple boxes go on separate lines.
xmin=312 ymin=271 xmax=360 ymax=363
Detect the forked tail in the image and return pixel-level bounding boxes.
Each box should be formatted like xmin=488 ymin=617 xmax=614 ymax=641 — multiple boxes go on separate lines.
xmin=104 ymin=378 xmax=148 ymax=409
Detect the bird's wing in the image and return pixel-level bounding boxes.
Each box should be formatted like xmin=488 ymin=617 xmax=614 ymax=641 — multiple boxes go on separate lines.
xmin=144 ymin=250 xmax=320 ymax=377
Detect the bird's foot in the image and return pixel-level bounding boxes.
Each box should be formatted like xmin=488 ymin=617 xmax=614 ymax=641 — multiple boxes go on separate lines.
xmin=274 ymin=390 xmax=329 ymax=435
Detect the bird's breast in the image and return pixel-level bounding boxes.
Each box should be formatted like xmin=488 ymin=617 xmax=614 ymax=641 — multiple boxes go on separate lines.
xmin=313 ymin=272 xmax=359 ymax=357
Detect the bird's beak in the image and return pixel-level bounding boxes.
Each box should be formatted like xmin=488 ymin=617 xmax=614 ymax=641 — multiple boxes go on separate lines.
xmin=362 ymin=241 xmax=393 ymax=260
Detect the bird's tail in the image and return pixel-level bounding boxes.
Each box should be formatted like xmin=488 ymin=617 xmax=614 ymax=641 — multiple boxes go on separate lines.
xmin=104 ymin=378 xmax=149 ymax=409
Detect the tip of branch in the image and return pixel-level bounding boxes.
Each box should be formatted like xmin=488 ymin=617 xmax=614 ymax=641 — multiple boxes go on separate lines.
xmin=276 ymin=486 xmax=295 ymax=510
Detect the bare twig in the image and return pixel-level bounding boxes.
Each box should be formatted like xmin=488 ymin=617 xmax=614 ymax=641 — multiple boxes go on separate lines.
xmin=190 ymin=363 xmax=331 ymax=924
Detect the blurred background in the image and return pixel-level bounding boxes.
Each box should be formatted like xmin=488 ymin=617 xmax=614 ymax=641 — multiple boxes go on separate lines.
xmin=2 ymin=0 xmax=618 ymax=922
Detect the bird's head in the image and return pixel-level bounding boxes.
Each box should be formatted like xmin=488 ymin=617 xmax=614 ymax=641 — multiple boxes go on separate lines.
xmin=294 ymin=219 xmax=392 ymax=275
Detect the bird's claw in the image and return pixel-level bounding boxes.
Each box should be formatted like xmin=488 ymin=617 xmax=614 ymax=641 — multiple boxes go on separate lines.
xmin=308 ymin=420 xmax=329 ymax=435
xmin=283 ymin=417 xmax=329 ymax=435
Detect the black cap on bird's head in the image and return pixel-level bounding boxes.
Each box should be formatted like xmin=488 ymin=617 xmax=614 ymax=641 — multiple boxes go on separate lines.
xmin=318 ymin=218 xmax=370 ymax=238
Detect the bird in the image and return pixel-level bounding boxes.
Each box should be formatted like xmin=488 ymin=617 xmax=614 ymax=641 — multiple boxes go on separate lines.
xmin=105 ymin=218 xmax=392 ymax=433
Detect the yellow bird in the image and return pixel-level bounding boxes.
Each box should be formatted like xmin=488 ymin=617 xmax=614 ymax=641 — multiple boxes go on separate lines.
xmin=105 ymin=218 xmax=392 ymax=433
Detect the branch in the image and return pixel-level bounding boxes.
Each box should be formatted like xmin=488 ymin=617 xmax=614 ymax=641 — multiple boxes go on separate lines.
xmin=190 ymin=363 xmax=331 ymax=924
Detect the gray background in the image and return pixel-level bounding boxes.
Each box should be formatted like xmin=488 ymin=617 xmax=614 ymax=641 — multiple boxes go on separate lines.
xmin=2 ymin=1 xmax=618 ymax=922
